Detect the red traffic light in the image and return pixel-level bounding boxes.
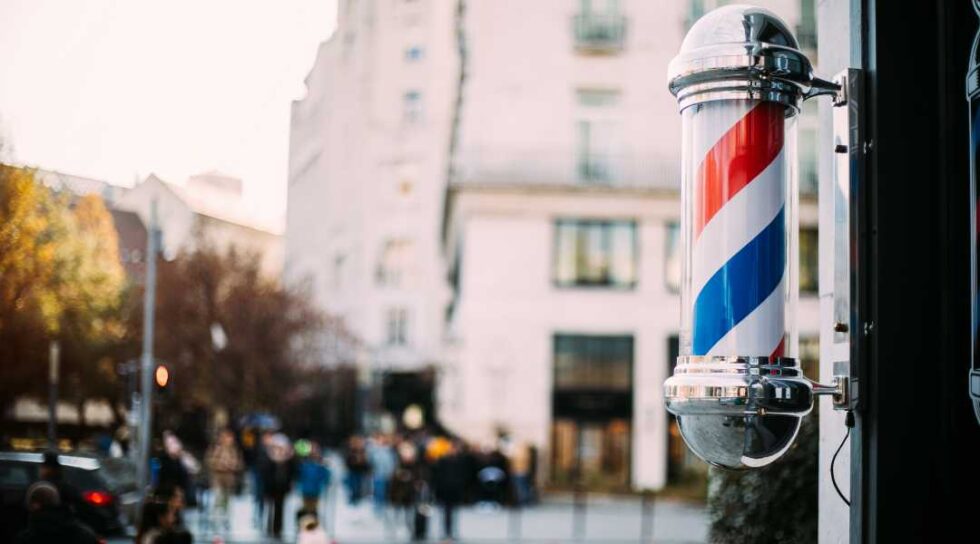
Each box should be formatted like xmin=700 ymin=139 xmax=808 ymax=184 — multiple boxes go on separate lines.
xmin=154 ymin=365 xmax=169 ymax=388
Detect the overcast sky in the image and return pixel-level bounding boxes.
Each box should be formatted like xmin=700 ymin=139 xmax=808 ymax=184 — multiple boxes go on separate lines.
xmin=0 ymin=0 xmax=337 ymax=224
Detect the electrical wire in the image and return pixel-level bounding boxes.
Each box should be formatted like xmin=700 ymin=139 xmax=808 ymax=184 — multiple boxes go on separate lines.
xmin=831 ymin=411 xmax=854 ymax=506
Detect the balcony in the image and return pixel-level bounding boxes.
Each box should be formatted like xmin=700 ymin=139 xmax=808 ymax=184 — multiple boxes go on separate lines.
xmin=577 ymin=154 xmax=617 ymax=184
xmin=451 ymin=147 xmax=679 ymax=191
xmin=573 ymin=13 xmax=626 ymax=53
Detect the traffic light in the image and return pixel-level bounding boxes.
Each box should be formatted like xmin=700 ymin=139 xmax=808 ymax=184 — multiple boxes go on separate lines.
xmin=154 ymin=364 xmax=170 ymax=394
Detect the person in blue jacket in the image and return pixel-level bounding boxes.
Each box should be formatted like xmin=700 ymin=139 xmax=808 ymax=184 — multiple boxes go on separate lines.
xmin=296 ymin=440 xmax=331 ymax=515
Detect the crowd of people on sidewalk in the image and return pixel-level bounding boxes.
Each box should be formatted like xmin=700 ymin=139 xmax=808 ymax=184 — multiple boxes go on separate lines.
xmin=142 ymin=427 xmax=333 ymax=543
xmin=133 ymin=425 xmax=537 ymax=543
xmin=342 ymin=430 xmax=539 ymax=542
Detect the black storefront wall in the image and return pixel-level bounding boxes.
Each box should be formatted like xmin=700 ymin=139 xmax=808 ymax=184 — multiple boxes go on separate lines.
xmin=858 ymin=1 xmax=980 ymax=542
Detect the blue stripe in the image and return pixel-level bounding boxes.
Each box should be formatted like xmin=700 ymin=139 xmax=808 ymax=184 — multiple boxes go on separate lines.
xmin=692 ymin=208 xmax=786 ymax=355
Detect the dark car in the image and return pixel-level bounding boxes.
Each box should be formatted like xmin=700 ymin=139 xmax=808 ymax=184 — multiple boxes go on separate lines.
xmin=0 ymin=451 xmax=126 ymax=540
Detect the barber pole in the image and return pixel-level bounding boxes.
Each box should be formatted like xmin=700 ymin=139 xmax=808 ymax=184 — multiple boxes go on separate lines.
xmin=688 ymin=100 xmax=788 ymax=358
xmin=663 ymin=4 xmax=845 ymax=470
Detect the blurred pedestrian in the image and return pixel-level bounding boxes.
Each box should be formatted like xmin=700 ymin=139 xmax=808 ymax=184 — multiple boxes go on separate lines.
xmin=37 ymin=450 xmax=82 ymax=516
xmin=343 ymin=435 xmax=370 ymax=506
xmin=205 ymin=428 xmax=244 ymax=524
xmin=263 ymin=434 xmax=295 ymax=538
xmin=155 ymin=432 xmax=191 ymax=505
xmin=432 ymin=439 xmax=470 ymax=541
xmin=510 ymin=442 xmax=533 ymax=506
xmin=150 ymin=483 xmax=187 ymax=529
xmin=368 ymin=433 xmax=396 ymax=516
xmin=475 ymin=444 xmax=509 ymax=507
xmin=296 ymin=510 xmax=330 ymax=544
xmin=137 ymin=500 xmax=178 ymax=544
xmin=297 ymin=440 xmax=331 ymax=514
xmin=390 ymin=441 xmax=430 ymax=541
xmin=15 ymin=482 xmax=98 ymax=544
xmin=252 ymin=429 xmax=274 ymax=528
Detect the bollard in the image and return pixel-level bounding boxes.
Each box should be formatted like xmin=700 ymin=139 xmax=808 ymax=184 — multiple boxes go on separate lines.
xmin=572 ymin=486 xmax=586 ymax=541
xmin=639 ymin=490 xmax=654 ymax=543
xmin=508 ymin=504 xmax=522 ymax=543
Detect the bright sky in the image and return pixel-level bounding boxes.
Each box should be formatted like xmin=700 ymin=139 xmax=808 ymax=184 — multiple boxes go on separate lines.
xmin=0 ymin=0 xmax=337 ymax=225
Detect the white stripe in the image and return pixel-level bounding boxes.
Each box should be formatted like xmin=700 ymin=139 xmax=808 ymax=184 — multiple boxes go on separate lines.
xmin=740 ymin=424 xmax=800 ymax=468
xmin=691 ymin=148 xmax=786 ymax=297
xmin=690 ymin=100 xmax=756 ymax=167
xmin=705 ymin=276 xmax=786 ymax=357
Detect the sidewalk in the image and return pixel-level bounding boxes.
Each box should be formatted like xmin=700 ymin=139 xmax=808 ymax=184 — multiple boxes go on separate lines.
xmin=179 ymin=486 xmax=708 ymax=544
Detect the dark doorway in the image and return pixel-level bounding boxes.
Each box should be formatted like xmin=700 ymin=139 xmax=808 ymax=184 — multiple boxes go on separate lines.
xmin=550 ymin=334 xmax=633 ymax=490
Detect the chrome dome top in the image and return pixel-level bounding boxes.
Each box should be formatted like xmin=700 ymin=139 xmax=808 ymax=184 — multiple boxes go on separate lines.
xmin=667 ymin=4 xmax=815 ymax=112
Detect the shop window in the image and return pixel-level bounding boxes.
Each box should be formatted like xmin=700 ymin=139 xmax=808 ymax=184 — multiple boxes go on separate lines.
xmin=554 ymin=220 xmax=637 ymax=288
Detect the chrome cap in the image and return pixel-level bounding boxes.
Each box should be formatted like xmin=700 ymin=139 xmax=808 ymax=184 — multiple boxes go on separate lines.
xmin=667 ymin=4 xmax=814 ymax=112
xmin=664 ymin=356 xmax=814 ymax=469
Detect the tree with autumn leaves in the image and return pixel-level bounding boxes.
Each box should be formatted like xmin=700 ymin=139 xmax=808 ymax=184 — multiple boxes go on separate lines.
xmin=0 ymin=165 xmax=127 ymax=420
xmin=2 ymin=165 xmax=351 ymax=438
xmin=147 ymin=243 xmax=330 ymax=416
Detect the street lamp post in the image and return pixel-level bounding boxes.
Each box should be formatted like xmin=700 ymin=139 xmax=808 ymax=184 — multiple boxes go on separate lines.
xmin=137 ymin=200 xmax=159 ymax=498
xmin=47 ymin=340 xmax=60 ymax=449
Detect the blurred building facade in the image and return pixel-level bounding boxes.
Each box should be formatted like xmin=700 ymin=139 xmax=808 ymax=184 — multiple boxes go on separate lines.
xmin=33 ymin=168 xmax=148 ymax=281
xmin=286 ymin=0 xmax=819 ymax=490
xmin=285 ymin=0 xmax=458 ymax=410
xmin=118 ymin=171 xmax=284 ymax=278
xmin=442 ymin=0 xmax=817 ymax=491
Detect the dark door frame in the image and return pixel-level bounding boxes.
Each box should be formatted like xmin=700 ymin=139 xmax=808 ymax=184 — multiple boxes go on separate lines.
xmin=858 ymin=1 xmax=980 ymax=541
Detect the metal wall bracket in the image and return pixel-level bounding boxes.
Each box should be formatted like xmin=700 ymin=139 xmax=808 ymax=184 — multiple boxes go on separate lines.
xmin=830 ymin=68 xmax=865 ymax=414
xmin=811 ymin=361 xmax=854 ymax=410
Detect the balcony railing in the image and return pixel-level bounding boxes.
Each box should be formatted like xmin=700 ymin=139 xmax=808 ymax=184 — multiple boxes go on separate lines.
xmin=451 ymin=148 xmax=679 ymax=191
xmin=573 ymin=13 xmax=626 ymax=53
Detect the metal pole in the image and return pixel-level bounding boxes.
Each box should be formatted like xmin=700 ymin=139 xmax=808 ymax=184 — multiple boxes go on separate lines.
xmin=573 ymin=486 xmax=586 ymax=541
xmin=508 ymin=505 xmax=522 ymax=543
xmin=47 ymin=340 xmax=59 ymax=449
xmin=640 ymin=490 xmax=654 ymax=543
xmin=137 ymin=200 xmax=159 ymax=497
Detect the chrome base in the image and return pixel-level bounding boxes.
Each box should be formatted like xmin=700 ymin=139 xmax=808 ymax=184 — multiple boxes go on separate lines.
xmin=665 ymin=356 xmax=814 ymax=470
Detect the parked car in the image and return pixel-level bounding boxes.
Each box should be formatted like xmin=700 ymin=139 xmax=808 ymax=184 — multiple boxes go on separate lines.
xmin=0 ymin=451 xmax=127 ymax=539
xmin=93 ymin=455 xmax=141 ymax=531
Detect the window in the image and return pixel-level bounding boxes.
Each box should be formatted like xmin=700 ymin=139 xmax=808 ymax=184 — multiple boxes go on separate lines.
xmin=800 ymin=227 xmax=818 ymax=295
xmin=580 ymin=0 xmax=620 ymax=13
xmin=403 ymin=90 xmax=423 ymax=124
xmin=797 ymin=0 xmax=817 ymax=52
xmin=377 ymin=239 xmax=414 ymax=287
xmin=554 ymin=220 xmax=636 ymax=288
xmin=686 ymin=0 xmax=705 ymax=30
xmin=576 ymin=90 xmax=620 ymax=183
xmin=385 ymin=307 xmax=409 ymax=346
xmin=405 ymin=46 xmax=424 ymax=62
xmin=665 ymin=222 xmax=680 ymax=293
xmin=800 ymin=126 xmax=818 ymax=196
xmin=554 ymin=334 xmax=633 ymax=390
xmin=574 ymin=0 xmax=625 ymax=52
xmin=333 ymin=253 xmax=346 ymax=290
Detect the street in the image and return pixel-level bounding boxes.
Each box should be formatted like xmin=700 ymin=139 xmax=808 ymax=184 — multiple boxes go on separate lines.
xmin=144 ymin=488 xmax=708 ymax=544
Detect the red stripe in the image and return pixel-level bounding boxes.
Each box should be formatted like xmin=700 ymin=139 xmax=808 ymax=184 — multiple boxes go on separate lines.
xmin=694 ymin=102 xmax=785 ymax=239
xmin=770 ymin=336 xmax=785 ymax=359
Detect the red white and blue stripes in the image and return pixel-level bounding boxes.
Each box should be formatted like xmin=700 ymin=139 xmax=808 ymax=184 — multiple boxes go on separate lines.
xmin=690 ymin=101 xmax=787 ymax=358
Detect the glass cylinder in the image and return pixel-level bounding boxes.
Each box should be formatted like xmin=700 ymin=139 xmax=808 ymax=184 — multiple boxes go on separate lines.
xmin=678 ymin=99 xmax=799 ymax=360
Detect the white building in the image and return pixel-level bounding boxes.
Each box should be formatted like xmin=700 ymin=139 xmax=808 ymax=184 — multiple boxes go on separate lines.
xmin=285 ymin=0 xmax=458 ymax=389
xmin=440 ymin=0 xmax=818 ymax=491
xmin=118 ymin=171 xmax=283 ymax=278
